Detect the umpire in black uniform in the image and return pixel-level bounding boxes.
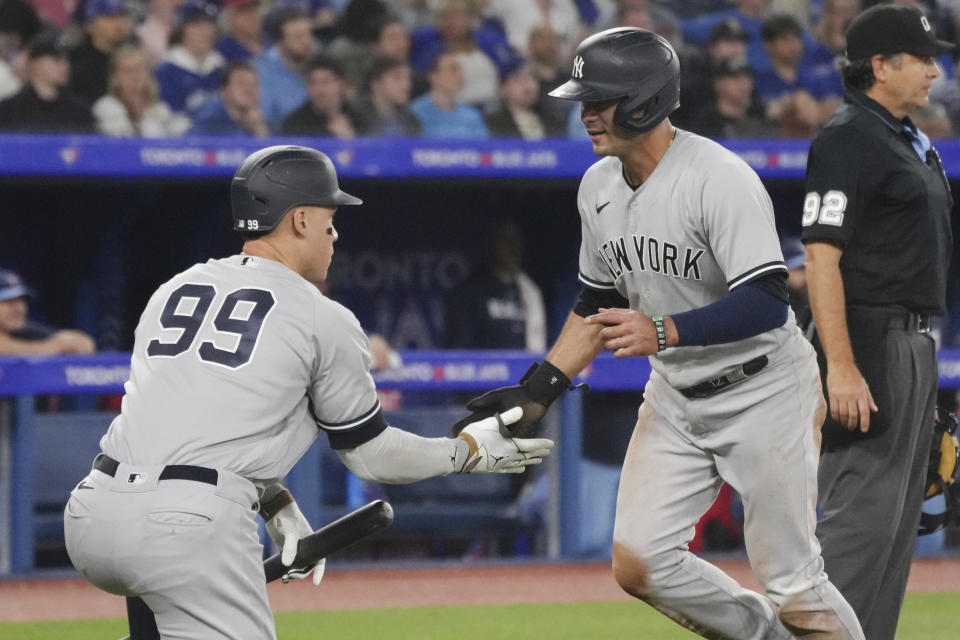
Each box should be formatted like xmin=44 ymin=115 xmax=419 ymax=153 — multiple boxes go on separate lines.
xmin=802 ymin=5 xmax=954 ymax=640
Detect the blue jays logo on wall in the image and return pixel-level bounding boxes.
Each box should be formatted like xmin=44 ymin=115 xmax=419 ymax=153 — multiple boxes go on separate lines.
xmin=328 ymin=248 xmax=471 ymax=349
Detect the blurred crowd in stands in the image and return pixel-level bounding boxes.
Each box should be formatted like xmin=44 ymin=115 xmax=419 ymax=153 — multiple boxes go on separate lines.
xmin=1 ymin=0 xmax=959 ymax=140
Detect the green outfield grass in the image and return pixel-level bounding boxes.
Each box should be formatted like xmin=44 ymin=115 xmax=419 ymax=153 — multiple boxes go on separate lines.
xmin=4 ymin=594 xmax=959 ymax=639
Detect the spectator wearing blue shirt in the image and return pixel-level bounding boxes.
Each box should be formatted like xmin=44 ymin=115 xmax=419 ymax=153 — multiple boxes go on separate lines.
xmin=216 ymin=0 xmax=264 ymax=62
xmin=807 ymin=0 xmax=860 ymax=75
xmin=410 ymin=0 xmax=521 ymax=110
xmin=812 ymin=0 xmax=859 ymax=51
xmin=154 ymin=0 xmax=225 ymax=116
xmin=755 ymin=13 xmax=842 ymax=137
xmin=0 ymin=268 xmax=95 ymax=356
xmin=681 ymin=0 xmax=773 ymax=73
xmin=410 ymin=51 xmax=489 ymax=139
xmin=254 ymin=7 xmax=316 ymax=131
xmin=188 ymin=61 xmax=269 ymax=136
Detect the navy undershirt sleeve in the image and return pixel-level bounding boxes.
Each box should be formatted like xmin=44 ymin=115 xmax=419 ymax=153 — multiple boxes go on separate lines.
xmin=672 ymin=274 xmax=789 ymax=346
xmin=573 ymin=286 xmax=630 ymax=317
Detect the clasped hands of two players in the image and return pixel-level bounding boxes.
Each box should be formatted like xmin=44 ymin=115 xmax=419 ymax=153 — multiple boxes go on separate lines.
xmin=451 ymin=308 xmax=666 ymax=440
xmin=262 ymin=410 xmax=554 ymax=587
xmin=456 ymin=407 xmax=555 ymax=473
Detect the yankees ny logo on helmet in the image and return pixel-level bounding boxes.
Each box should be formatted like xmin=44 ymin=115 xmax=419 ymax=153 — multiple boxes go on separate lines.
xmin=572 ymin=56 xmax=584 ymax=79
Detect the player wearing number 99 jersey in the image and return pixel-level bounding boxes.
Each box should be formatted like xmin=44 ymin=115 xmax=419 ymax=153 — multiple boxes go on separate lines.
xmin=101 ymin=254 xmax=380 ymax=480
xmin=65 ymin=146 xmax=554 ymax=640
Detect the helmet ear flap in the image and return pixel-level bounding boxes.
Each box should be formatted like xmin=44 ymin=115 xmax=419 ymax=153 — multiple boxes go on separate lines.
xmin=613 ymin=78 xmax=680 ymax=134
xmin=614 ymin=94 xmax=657 ymax=133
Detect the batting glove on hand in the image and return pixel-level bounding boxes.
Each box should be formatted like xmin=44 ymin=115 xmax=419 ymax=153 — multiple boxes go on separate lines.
xmin=456 ymin=407 xmax=555 ymax=473
xmin=265 ymin=501 xmax=325 ymax=585
xmin=450 ymin=361 xmax=575 ymax=438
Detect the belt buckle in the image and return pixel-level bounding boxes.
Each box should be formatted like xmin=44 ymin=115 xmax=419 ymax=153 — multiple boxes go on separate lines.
xmin=915 ymin=314 xmax=931 ymax=333
xmin=681 ymin=373 xmax=732 ymax=399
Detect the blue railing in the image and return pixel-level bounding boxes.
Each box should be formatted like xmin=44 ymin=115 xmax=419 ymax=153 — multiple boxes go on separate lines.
xmin=5 ymin=134 xmax=960 ymax=180
xmin=2 ymin=349 xmax=959 ymax=574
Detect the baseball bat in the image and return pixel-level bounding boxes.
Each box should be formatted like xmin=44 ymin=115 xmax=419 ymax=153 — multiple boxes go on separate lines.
xmin=264 ymin=499 xmax=394 ymax=583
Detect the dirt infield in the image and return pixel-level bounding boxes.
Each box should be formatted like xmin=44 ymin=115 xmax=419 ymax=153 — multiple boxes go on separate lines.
xmin=1 ymin=557 xmax=958 ymax=623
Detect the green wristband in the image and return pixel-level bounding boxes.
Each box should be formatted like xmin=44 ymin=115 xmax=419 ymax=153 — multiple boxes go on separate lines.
xmin=652 ymin=316 xmax=667 ymax=352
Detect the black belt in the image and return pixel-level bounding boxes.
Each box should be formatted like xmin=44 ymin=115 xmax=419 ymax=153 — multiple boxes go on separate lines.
xmin=886 ymin=311 xmax=932 ymax=333
xmin=94 ymin=453 xmax=218 ymax=486
xmin=846 ymin=307 xmax=932 ymax=334
xmin=679 ymin=355 xmax=768 ymax=399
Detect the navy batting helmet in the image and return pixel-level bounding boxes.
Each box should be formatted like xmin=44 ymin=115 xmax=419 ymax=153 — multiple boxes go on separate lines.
xmin=230 ymin=145 xmax=361 ymax=233
xmin=549 ymin=27 xmax=680 ymax=134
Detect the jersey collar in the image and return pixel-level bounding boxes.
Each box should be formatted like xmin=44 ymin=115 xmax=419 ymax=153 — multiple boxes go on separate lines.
xmin=845 ymin=90 xmax=929 ymax=161
xmin=845 ymin=89 xmax=916 ymax=135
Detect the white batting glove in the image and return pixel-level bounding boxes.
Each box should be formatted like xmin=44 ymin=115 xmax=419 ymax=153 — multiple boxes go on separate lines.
xmin=457 ymin=407 xmax=555 ymax=473
xmin=265 ymin=501 xmax=325 ymax=586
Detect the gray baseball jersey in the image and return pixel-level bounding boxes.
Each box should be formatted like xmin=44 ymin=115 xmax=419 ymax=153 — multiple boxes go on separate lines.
xmin=583 ymin=130 xmax=865 ymax=638
xmin=576 ymin=129 xmax=799 ymax=388
xmin=100 ymin=254 xmax=386 ymax=484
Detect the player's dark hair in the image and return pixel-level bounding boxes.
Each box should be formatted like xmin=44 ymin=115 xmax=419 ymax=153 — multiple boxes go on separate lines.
xmin=220 ymin=61 xmax=255 ymax=88
xmin=838 ymin=53 xmax=901 ymax=91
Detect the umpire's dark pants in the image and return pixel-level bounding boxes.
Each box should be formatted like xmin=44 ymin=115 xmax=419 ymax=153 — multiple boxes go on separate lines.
xmin=813 ymin=307 xmax=937 ymax=640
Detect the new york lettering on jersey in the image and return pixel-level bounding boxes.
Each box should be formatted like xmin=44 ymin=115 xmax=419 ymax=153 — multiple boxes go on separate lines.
xmin=596 ymin=234 xmax=705 ymax=281
xmin=577 ymin=133 xmax=783 ymax=315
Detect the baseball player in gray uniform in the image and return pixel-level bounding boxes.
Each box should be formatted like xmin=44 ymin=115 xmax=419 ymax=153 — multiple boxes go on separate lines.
xmin=63 ymin=145 xmax=552 ymax=640
xmin=453 ymin=29 xmax=863 ymax=639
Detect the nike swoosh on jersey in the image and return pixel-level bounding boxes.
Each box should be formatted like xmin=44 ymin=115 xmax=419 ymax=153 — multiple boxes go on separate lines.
xmin=77 ymin=480 xmax=94 ymax=490
xmin=595 ymin=201 xmax=611 ymax=214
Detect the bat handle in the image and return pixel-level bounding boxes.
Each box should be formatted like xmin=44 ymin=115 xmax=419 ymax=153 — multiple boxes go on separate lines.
xmin=263 ymin=500 xmax=394 ymax=583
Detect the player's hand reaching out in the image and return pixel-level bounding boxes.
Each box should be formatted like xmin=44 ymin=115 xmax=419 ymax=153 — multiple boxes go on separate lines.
xmin=585 ymin=308 xmax=677 ymax=357
xmin=456 ymin=407 xmax=554 ymax=473
xmin=825 ymin=360 xmax=878 ymax=432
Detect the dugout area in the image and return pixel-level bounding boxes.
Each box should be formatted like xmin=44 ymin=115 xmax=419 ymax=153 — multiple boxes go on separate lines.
xmin=1 ymin=174 xmax=959 ymax=574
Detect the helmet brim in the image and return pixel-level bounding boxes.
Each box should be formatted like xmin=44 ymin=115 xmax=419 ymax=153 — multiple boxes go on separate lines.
xmin=332 ymin=189 xmax=362 ymax=206
xmin=548 ymin=78 xmax=621 ymax=102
